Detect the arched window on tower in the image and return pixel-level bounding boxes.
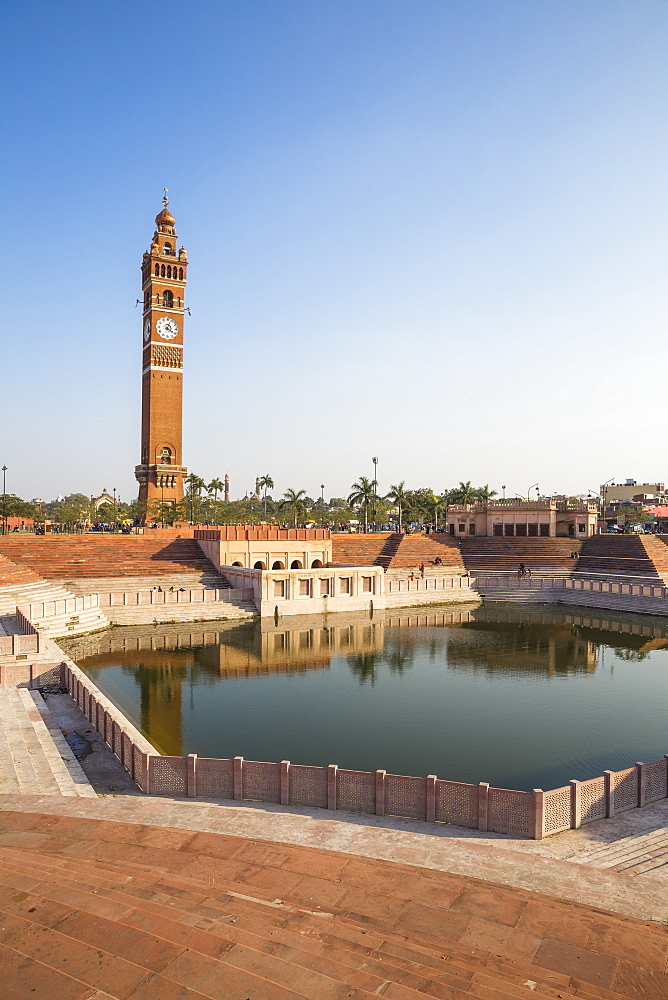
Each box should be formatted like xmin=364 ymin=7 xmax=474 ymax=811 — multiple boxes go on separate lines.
xmin=163 ymin=242 xmax=172 ymax=255
xmin=163 ymin=290 xmax=173 ymax=308
xmin=160 ymin=447 xmax=172 ymax=466
xmin=160 ymin=264 xmax=165 ymax=277
xmin=178 ymin=267 xmax=184 ymax=280
xmin=167 ymin=265 xmax=172 ymax=278
xmin=154 ymin=263 xmax=160 ymax=276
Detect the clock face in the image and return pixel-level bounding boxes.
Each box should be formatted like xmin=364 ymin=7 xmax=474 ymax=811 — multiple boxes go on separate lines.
xmin=143 ymin=319 xmax=151 ymax=342
xmin=156 ymin=317 xmax=179 ymax=340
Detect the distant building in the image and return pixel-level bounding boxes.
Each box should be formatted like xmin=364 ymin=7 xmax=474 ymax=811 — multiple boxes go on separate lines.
xmin=446 ymin=499 xmax=598 ymax=538
xmin=602 ymin=481 xmax=665 ymax=503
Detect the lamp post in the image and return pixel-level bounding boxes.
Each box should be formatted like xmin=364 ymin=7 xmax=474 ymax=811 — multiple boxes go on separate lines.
xmin=161 ymin=481 xmax=165 ymax=528
xmin=600 ymin=477 xmax=615 ymax=533
xmin=1 ymin=465 xmax=6 ymax=535
xmin=372 ymin=456 xmax=378 ymax=532
xmin=527 ymin=483 xmax=539 ymax=500
xmin=112 ymin=487 xmax=117 ymax=533
xmin=320 ymin=484 xmax=325 ymax=528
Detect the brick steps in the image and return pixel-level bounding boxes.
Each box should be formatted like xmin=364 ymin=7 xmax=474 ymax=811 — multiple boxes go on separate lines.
xmin=576 ymin=536 xmax=668 ymax=580
xmin=384 ymin=534 xmax=465 ymax=570
xmin=0 ymin=809 xmax=662 ymax=1000
xmin=460 ymin=539 xmax=582 ymax=575
xmin=63 ymin=573 xmax=232 ymax=595
xmin=0 ymin=537 xmax=220 ymax=580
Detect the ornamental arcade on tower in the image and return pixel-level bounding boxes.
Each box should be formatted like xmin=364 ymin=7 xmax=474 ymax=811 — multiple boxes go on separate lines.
xmin=135 ymin=194 xmax=189 ymax=513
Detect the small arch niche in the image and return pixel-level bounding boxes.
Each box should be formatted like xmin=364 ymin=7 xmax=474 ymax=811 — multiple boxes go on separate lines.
xmin=253 ymin=561 xmax=266 ymax=570
xmin=163 ymin=242 xmax=172 ymax=255
xmin=159 ymin=447 xmax=172 ymax=466
xmin=290 ymin=560 xmax=303 ymax=569
xmin=272 ymin=561 xmax=284 ymax=570
xmin=163 ymin=290 xmax=174 ymax=308
xmin=232 ymin=561 xmax=243 ymax=567
xmin=311 ymin=559 xmax=323 ymax=568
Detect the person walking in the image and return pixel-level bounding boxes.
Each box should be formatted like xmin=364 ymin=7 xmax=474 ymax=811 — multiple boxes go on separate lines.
xmin=518 ymin=563 xmax=525 ymax=579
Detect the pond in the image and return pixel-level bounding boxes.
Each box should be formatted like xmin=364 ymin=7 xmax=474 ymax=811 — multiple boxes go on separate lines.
xmin=63 ymin=603 xmax=668 ymax=792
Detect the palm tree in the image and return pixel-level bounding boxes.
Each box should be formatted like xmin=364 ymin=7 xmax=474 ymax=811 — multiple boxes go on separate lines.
xmin=258 ymin=474 xmax=274 ymax=519
xmin=278 ymin=488 xmax=308 ymax=527
xmin=475 ymin=484 xmax=498 ymax=503
xmin=208 ymin=478 xmax=224 ymax=502
xmin=386 ymin=481 xmax=408 ymax=532
xmin=451 ymin=480 xmax=477 ymax=505
xmin=348 ymin=476 xmax=376 ymax=531
xmin=185 ymin=474 xmax=206 ymax=523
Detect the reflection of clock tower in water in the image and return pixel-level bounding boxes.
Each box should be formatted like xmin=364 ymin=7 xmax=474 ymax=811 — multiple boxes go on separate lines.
xmin=135 ymin=193 xmax=189 ymax=511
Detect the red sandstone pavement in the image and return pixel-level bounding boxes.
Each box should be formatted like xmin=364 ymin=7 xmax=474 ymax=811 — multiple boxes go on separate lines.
xmin=0 ymin=806 xmax=667 ymax=999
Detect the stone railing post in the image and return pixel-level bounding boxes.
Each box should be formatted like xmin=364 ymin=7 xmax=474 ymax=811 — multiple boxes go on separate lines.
xmin=280 ymin=760 xmax=290 ymax=805
xmin=139 ymin=752 xmax=151 ymax=794
xmin=233 ymin=756 xmax=244 ymax=800
xmin=636 ymin=762 xmax=647 ymax=807
xmin=570 ymin=779 xmax=581 ymax=828
xmin=478 ymin=782 xmax=489 ymax=832
xmin=187 ymin=754 xmax=197 ymax=798
xmin=327 ymin=764 xmax=337 ymax=810
xmin=426 ymin=775 xmax=437 ymax=823
xmin=375 ymin=770 xmax=386 ymax=816
xmin=604 ymin=770 xmax=615 ymax=817
xmin=533 ymin=789 xmax=545 ymax=840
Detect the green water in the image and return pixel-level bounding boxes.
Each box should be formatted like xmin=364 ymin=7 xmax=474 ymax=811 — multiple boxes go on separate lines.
xmin=66 ymin=603 xmax=668 ymax=792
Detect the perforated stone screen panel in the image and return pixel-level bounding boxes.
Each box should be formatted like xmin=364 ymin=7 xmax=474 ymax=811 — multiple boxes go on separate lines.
xmin=384 ymin=774 xmax=426 ymax=820
xmin=435 ymin=780 xmax=478 ymax=828
xmin=288 ymin=764 xmax=328 ymax=808
xmin=133 ymin=746 xmax=146 ymax=790
xmin=644 ymin=759 xmax=667 ymax=803
xmin=613 ymin=767 xmax=638 ymax=813
xmin=150 ymin=756 xmax=188 ymax=796
xmin=337 ymin=769 xmax=376 ymax=813
xmin=488 ymin=789 xmax=532 ymax=836
xmin=543 ymin=786 xmax=572 ymax=835
xmin=121 ymin=732 xmax=134 ymax=775
xmin=580 ymin=777 xmax=606 ymax=824
xmin=197 ymin=758 xmax=234 ymax=799
xmin=243 ymin=761 xmax=280 ymax=803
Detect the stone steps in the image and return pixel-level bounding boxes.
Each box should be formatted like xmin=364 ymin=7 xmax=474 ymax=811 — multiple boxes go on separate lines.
xmin=63 ymin=572 xmax=232 ymax=595
xmin=571 ymin=827 xmax=668 ymax=876
xmin=105 ymin=599 xmax=258 ymax=625
xmin=0 ymin=807 xmax=659 ymax=999
xmin=0 ymin=690 xmax=96 ymax=797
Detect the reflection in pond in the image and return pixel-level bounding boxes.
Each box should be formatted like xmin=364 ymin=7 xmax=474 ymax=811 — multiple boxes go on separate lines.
xmin=62 ymin=603 xmax=668 ymax=790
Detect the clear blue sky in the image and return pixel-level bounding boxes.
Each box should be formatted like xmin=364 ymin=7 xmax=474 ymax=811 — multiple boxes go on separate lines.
xmin=2 ymin=1 xmax=667 ymax=503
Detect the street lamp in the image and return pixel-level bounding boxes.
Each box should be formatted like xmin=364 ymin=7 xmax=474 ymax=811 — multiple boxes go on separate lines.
xmin=161 ymin=480 xmax=165 ymax=529
xmin=527 ymin=483 xmax=539 ymax=500
xmin=372 ymin=456 xmax=378 ymax=532
xmin=600 ymin=477 xmax=615 ymax=531
xmin=1 ymin=465 xmax=6 ymax=535
xmin=112 ymin=487 xmax=117 ymax=533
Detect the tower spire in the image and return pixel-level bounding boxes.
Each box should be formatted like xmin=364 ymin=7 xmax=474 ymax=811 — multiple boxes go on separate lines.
xmin=163 ymin=187 xmax=169 ymax=208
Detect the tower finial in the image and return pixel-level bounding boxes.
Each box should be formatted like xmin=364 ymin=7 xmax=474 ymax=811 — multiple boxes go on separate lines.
xmin=163 ymin=187 xmax=169 ymax=208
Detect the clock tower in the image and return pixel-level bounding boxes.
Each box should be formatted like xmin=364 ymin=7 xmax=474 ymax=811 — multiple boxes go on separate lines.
xmin=135 ymin=194 xmax=189 ymax=513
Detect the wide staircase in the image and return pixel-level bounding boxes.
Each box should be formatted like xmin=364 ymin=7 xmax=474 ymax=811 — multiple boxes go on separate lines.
xmin=0 ymin=806 xmax=662 ymax=999
xmin=576 ymin=535 xmax=668 ymax=580
xmin=0 ymin=552 xmax=110 ymax=634
xmin=331 ymin=532 xmax=395 ymax=566
xmin=460 ymin=538 xmax=582 ymax=577
xmin=383 ymin=533 xmax=465 ymax=570
xmin=0 ymin=690 xmax=96 ymax=798
xmin=0 ymin=536 xmax=228 ymax=584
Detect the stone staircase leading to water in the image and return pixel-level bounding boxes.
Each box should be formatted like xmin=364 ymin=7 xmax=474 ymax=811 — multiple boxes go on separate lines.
xmin=0 ymin=805 xmax=663 ymax=999
xmin=460 ymin=538 xmax=582 ymax=576
xmin=576 ymin=534 xmax=668 ymax=581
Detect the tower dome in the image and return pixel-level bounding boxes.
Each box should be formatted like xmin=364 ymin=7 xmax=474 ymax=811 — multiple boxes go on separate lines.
xmin=155 ymin=206 xmax=175 ymax=227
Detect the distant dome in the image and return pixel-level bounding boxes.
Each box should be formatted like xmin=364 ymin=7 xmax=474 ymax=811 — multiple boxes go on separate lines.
xmin=155 ymin=207 xmax=175 ymax=227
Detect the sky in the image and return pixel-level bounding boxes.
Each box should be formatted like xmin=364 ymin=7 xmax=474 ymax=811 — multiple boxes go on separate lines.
xmin=2 ymin=0 xmax=667 ymax=504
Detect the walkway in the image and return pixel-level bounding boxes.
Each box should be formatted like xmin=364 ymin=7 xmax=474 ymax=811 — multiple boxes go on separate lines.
xmin=572 ymin=827 xmax=668 ymax=878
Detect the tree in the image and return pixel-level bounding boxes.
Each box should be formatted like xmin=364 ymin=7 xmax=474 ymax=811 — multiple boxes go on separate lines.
xmin=616 ymin=505 xmax=652 ymax=529
xmin=278 ymin=488 xmax=309 ymax=527
xmin=147 ymin=499 xmax=187 ymax=526
xmin=475 ymin=484 xmax=498 ymax=503
xmin=0 ymin=495 xmax=39 ymax=521
xmin=185 ymin=474 xmax=206 ymax=523
xmin=450 ymin=481 xmax=477 ymax=504
xmin=258 ymin=474 xmax=274 ymax=519
xmin=348 ymin=477 xmax=376 ymax=531
xmin=208 ymin=478 xmax=224 ymax=502
xmin=386 ymin=481 xmax=408 ymax=531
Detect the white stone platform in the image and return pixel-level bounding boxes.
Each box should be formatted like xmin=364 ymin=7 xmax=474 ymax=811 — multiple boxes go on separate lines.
xmin=0 ymin=688 xmax=96 ymax=798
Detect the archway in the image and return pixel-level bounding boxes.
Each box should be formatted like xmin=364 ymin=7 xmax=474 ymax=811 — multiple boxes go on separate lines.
xmin=272 ymin=561 xmax=284 ymax=570
xmin=232 ymin=561 xmax=243 ymax=567
xmin=311 ymin=559 xmax=323 ymax=568
xmin=290 ymin=560 xmax=302 ymax=569
xmin=253 ymin=561 xmax=266 ymax=570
